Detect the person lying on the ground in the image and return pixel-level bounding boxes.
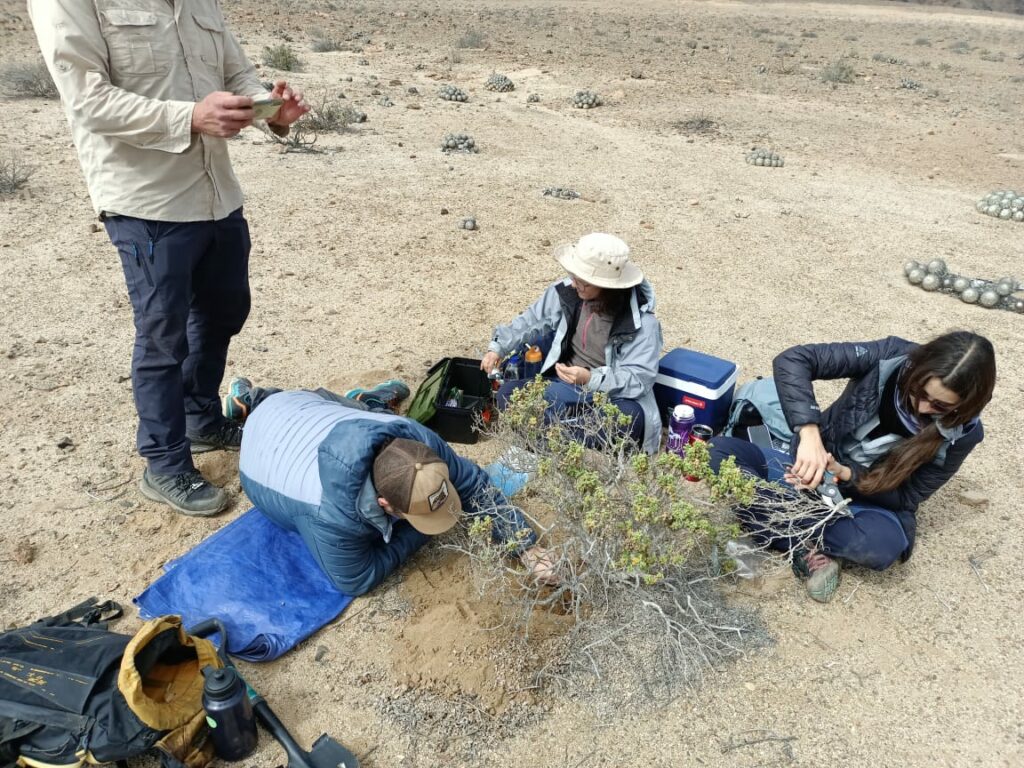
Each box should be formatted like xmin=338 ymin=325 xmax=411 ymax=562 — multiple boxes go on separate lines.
xmin=708 ymin=331 xmax=996 ymax=603
xmin=227 ymin=379 xmax=555 ymax=596
xmin=480 ymin=233 xmax=664 ymax=454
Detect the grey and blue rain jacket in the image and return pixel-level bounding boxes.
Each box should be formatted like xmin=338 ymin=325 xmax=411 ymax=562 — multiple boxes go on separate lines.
xmin=773 ymin=336 xmax=984 ymax=560
xmin=239 ymin=391 xmax=536 ymax=596
xmin=488 ymin=278 xmax=664 ymax=454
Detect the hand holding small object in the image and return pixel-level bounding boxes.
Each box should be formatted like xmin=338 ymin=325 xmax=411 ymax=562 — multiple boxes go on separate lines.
xmin=555 ymin=363 xmax=590 ymax=387
xmin=266 ymin=80 xmax=310 ymax=130
xmin=481 ymin=351 xmax=501 ymax=374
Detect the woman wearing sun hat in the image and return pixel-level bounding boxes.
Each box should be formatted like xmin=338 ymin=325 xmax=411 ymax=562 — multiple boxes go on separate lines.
xmin=481 ymin=233 xmax=664 ymax=454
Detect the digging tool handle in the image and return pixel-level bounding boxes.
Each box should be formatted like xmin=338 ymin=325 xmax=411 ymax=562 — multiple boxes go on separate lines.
xmin=250 ymin=699 xmax=315 ymax=768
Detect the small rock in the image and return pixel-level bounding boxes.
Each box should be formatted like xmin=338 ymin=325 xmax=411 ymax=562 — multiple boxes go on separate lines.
xmin=56 ymin=436 xmax=74 ymax=450
xmin=958 ymin=490 xmax=989 ymax=508
xmin=440 ymin=208 xmax=449 ymax=215
xmin=541 ymin=238 xmax=551 ymax=247
xmin=688 ymin=198 xmax=700 ymax=206
xmin=89 ymin=222 xmax=102 ymax=233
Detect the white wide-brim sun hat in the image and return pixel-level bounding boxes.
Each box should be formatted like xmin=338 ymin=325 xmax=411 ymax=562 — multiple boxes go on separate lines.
xmin=554 ymin=232 xmax=643 ymax=289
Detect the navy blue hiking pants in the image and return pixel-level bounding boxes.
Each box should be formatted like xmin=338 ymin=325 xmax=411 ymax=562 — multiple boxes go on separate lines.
xmin=105 ymin=210 xmax=251 ymax=475
xmin=708 ymin=436 xmax=909 ymax=571
xmin=496 ymin=375 xmax=645 ymax=449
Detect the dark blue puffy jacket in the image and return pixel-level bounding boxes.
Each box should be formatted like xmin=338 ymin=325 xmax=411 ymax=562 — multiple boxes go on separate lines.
xmin=773 ymin=336 xmax=984 ymax=559
xmin=239 ymin=391 xmax=536 ymax=596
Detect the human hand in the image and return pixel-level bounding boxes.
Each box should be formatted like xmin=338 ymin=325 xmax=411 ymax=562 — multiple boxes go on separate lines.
xmin=192 ymin=91 xmax=254 ymax=137
xmin=555 ymin=363 xmax=590 ymax=387
xmin=481 ymin=351 xmax=501 ymax=374
xmin=266 ymin=80 xmax=310 ymax=127
xmin=787 ymin=424 xmax=829 ymax=489
xmin=825 ymin=454 xmax=852 ymax=483
xmin=521 ymin=546 xmax=560 ymax=586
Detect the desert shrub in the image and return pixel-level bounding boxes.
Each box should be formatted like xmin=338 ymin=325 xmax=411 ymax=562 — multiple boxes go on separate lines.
xmin=454 ymin=30 xmax=485 ymax=49
xmin=261 ymin=44 xmax=302 ymax=71
xmin=673 ymin=112 xmax=718 ymax=135
xmin=310 ymin=35 xmax=344 ymax=52
xmin=949 ymin=40 xmax=971 ymax=54
xmin=938 ymin=62 xmax=952 ymax=72
xmin=302 ymin=94 xmax=364 ymax=132
xmin=915 ymin=37 xmax=931 ymax=46
xmin=0 ymin=153 xmax=34 ymax=197
xmin=448 ymin=379 xmax=845 ymax=701
xmin=821 ymin=59 xmax=856 ymax=84
xmin=801 ymin=30 xmax=818 ymax=38
xmin=0 ymin=60 xmax=57 ymax=99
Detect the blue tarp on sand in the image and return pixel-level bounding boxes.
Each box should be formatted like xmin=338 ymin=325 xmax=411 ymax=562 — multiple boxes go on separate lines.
xmin=134 ymin=508 xmax=353 ymax=662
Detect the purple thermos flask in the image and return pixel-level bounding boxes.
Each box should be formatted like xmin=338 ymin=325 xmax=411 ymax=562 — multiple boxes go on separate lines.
xmin=667 ymin=404 xmax=696 ymax=457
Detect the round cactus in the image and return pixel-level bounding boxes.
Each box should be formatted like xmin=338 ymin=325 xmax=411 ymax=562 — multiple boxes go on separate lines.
xmin=952 ymin=276 xmax=971 ymax=293
xmin=903 ymin=260 xmax=921 ymax=276
xmin=439 ymin=84 xmax=469 ymax=103
xmin=926 ymin=259 xmax=947 ymax=275
xmin=572 ymin=90 xmax=601 ymax=109
xmin=459 ymin=217 xmax=477 ymax=231
xmin=543 ymin=187 xmax=581 ymax=200
xmin=921 ymin=274 xmax=941 ymax=291
xmin=907 ymin=267 xmax=926 ymax=285
xmin=745 ymin=147 xmax=785 ymax=168
xmin=484 ymin=73 xmax=514 ymax=92
xmin=960 ymin=287 xmax=980 ymax=304
xmin=527 ymin=93 xmax=541 ymax=103
xmin=976 ymin=190 xmax=1024 ymax=222
xmin=979 ymin=289 xmax=1000 ymax=307
xmin=441 ymin=132 xmax=478 ymax=153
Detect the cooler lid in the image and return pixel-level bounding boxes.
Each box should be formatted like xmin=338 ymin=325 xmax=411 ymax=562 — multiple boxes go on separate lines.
xmin=658 ymin=348 xmax=737 ymax=389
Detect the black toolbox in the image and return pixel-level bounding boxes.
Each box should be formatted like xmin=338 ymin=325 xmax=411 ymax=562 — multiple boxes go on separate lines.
xmin=407 ymin=357 xmax=492 ymax=444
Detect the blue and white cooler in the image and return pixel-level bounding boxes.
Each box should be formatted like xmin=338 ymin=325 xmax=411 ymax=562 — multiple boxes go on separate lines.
xmin=654 ymin=348 xmax=738 ymax=431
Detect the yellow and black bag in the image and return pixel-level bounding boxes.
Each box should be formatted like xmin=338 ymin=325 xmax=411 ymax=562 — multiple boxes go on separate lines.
xmin=0 ymin=599 xmax=221 ymax=768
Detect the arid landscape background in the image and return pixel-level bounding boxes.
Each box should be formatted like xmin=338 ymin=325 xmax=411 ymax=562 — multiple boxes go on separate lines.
xmin=2 ymin=0 xmax=1023 ymax=766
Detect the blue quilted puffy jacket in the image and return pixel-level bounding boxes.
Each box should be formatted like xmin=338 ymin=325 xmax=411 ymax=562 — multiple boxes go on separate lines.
xmin=239 ymin=391 xmax=536 ymax=596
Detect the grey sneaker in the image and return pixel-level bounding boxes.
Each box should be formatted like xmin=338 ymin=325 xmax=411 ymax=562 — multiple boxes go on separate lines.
xmin=792 ymin=548 xmax=842 ymax=603
xmin=188 ymin=422 xmax=243 ymax=453
xmin=140 ymin=468 xmax=228 ymax=517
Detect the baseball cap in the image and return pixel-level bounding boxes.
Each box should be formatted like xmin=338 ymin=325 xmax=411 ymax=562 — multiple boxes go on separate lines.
xmin=372 ymin=438 xmax=463 ymax=535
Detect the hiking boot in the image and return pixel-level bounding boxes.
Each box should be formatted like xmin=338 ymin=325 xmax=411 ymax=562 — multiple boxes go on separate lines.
xmin=792 ymin=548 xmax=841 ymax=603
xmin=345 ymin=379 xmax=411 ymax=411
xmin=139 ymin=468 xmax=228 ymax=517
xmin=223 ymin=377 xmax=254 ymax=423
xmin=188 ymin=421 xmax=243 ymax=453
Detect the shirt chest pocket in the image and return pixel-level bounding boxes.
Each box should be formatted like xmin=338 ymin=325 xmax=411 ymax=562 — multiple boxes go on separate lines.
xmin=101 ymin=9 xmax=163 ymax=75
xmin=192 ymin=14 xmax=225 ymax=69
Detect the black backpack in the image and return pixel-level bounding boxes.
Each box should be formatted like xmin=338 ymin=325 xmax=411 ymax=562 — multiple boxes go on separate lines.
xmin=0 ymin=599 xmax=221 ymax=768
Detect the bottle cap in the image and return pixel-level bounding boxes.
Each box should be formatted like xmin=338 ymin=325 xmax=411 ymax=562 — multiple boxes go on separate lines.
xmin=202 ymin=665 xmax=240 ymax=700
xmin=672 ymin=404 xmax=695 ymax=420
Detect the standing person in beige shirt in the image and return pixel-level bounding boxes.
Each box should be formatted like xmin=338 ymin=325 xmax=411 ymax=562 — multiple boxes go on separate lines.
xmin=29 ymin=0 xmax=309 ymax=516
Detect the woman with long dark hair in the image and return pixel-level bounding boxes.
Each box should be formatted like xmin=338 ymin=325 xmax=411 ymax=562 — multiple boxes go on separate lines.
xmin=709 ymin=331 xmax=996 ymax=602
xmin=481 ymin=233 xmax=663 ymax=454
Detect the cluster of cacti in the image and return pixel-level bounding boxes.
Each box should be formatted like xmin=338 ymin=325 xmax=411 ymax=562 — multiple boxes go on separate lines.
xmin=976 ymin=190 xmax=1024 ymax=222
xmin=438 ymin=84 xmax=469 ymax=102
xmin=572 ymin=90 xmax=600 ymax=109
xmin=484 ymin=73 xmax=514 ymax=92
xmin=459 ymin=217 xmax=477 ymax=231
xmin=543 ymin=187 xmax=580 ymax=200
xmin=441 ymin=133 xmax=477 ymax=153
xmin=903 ymin=259 xmax=1024 ymax=313
xmin=899 ymin=78 xmax=922 ymax=90
xmin=746 ymin=148 xmax=785 ymax=167
xmin=527 ymin=93 xmax=541 ymax=103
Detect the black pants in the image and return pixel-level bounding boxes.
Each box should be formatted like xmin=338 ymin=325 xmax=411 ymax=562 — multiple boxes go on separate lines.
xmin=105 ymin=210 xmax=251 ymax=475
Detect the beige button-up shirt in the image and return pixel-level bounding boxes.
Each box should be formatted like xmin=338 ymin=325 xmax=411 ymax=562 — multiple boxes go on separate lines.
xmin=29 ymin=0 xmax=266 ymax=221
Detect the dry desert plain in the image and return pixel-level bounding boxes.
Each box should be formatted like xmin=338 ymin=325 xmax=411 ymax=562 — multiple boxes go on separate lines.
xmin=1 ymin=0 xmax=1024 ymax=766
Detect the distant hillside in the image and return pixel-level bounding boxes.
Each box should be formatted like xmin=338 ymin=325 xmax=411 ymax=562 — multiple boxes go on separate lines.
xmin=892 ymin=0 xmax=1024 ymax=14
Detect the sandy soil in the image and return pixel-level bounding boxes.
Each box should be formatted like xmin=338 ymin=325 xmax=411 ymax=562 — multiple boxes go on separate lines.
xmin=2 ymin=0 xmax=1024 ymax=765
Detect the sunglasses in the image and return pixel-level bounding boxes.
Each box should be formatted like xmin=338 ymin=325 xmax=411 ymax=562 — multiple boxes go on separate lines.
xmin=911 ymin=387 xmax=959 ymax=414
